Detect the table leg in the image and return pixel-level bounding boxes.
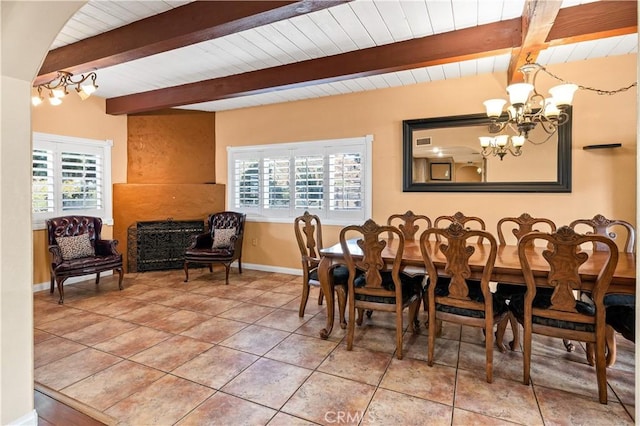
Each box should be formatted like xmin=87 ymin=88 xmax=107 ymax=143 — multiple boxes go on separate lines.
xmin=318 ymin=256 xmax=334 ymax=339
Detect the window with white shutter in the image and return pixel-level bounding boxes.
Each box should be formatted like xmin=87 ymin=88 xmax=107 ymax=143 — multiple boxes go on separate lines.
xmin=32 ymin=132 xmax=113 ymax=229
xmin=228 ymin=136 xmax=372 ymax=225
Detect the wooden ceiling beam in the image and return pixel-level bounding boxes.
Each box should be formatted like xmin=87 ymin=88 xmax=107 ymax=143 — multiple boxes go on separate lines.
xmin=106 ymin=19 xmax=522 ymax=115
xmin=34 ymin=0 xmax=349 ymax=86
xmin=104 ymin=1 xmax=637 ymax=115
xmin=507 ymin=0 xmax=562 ymax=85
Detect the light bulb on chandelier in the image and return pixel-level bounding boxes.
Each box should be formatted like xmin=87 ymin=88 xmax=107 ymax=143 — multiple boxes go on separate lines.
xmin=31 ymin=71 xmax=99 ymax=107
xmin=480 ymin=55 xmax=636 ymax=160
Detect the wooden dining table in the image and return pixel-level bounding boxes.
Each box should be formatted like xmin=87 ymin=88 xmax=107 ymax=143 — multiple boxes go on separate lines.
xmin=317 ymin=238 xmax=636 ymax=339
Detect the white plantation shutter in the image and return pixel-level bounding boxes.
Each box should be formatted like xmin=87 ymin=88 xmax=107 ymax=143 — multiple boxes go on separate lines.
xmin=32 ymin=133 xmax=113 ymax=229
xmin=228 ymin=136 xmax=372 ymax=224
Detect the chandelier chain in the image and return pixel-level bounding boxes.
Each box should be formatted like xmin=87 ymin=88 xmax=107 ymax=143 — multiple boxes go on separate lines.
xmin=535 ymin=63 xmax=637 ymax=95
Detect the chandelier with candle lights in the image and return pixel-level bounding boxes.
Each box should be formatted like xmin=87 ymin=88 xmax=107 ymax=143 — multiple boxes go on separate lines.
xmin=32 ymin=71 xmax=98 ymax=107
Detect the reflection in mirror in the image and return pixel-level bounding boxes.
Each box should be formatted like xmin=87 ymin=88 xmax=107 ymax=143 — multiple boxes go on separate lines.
xmin=402 ymin=110 xmax=571 ymax=193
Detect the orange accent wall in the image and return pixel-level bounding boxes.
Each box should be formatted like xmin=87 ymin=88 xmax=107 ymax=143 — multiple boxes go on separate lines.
xmin=127 ymin=110 xmax=216 ymax=184
xmin=215 ymin=54 xmax=637 ymax=270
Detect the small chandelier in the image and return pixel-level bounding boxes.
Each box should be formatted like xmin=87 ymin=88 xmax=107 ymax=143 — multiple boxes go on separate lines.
xmin=481 ymin=59 xmax=577 ymax=160
xmin=32 ymin=71 xmax=98 ymax=106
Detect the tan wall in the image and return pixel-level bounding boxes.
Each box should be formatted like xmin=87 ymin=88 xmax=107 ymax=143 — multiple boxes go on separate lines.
xmin=216 ymin=54 xmax=637 ymax=271
xmin=31 ymin=94 xmax=127 ymax=285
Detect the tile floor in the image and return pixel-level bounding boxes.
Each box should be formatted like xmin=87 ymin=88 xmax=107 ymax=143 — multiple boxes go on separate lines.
xmin=34 ymin=268 xmax=635 ymax=425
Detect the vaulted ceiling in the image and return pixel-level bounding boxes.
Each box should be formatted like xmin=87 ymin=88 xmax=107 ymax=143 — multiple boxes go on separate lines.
xmin=36 ymin=0 xmax=637 ymax=115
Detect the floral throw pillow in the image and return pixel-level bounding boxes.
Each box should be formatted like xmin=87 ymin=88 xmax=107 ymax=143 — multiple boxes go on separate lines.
xmin=57 ymin=234 xmax=95 ymax=260
xmin=212 ymin=228 xmax=236 ymax=249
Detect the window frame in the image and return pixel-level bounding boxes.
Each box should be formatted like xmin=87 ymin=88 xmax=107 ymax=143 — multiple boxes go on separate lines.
xmin=32 ymin=132 xmax=113 ymax=230
xmin=227 ymin=135 xmax=373 ymax=225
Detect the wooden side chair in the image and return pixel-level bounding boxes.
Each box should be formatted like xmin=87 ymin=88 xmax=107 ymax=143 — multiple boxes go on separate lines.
xmin=495 ymin=213 xmax=557 ymax=350
xmin=294 ymin=211 xmax=348 ymax=325
xmin=434 ymin=211 xmax=486 ymax=243
xmin=419 ymin=222 xmax=509 ymax=382
xmin=340 ymin=219 xmax=421 ymax=360
xmin=570 ymin=214 xmax=636 ymax=366
xmin=509 ymin=226 xmax=618 ymax=404
xmin=387 ymin=210 xmax=432 ymax=241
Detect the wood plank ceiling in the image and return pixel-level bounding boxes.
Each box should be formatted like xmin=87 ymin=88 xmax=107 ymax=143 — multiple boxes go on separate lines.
xmin=36 ymin=0 xmax=637 ymax=115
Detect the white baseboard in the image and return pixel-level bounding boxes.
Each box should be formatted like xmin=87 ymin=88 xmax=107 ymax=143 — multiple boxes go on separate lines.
xmin=32 ymin=264 xmax=303 ymax=293
xmin=33 ymin=271 xmax=113 ymax=293
xmin=8 ymin=409 xmax=37 ymax=426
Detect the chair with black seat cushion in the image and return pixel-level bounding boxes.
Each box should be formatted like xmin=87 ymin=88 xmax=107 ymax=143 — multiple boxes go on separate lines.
xmin=420 ymin=222 xmax=509 ymax=383
xmin=570 ymin=214 xmax=635 ymax=366
xmin=495 ymin=213 xmax=557 ymax=350
xmin=47 ymin=215 xmax=124 ymax=304
xmin=509 ymin=226 xmax=618 ymax=404
xmin=184 ymin=211 xmax=245 ymax=285
xmin=294 ymin=211 xmax=348 ymax=326
xmin=340 ymin=219 xmax=422 ymax=360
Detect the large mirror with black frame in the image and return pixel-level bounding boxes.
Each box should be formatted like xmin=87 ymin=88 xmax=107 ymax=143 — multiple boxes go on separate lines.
xmin=402 ymin=108 xmax=572 ymax=192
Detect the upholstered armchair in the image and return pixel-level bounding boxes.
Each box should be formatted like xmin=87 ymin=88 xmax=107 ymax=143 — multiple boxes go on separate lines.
xmin=47 ymin=215 xmax=124 ymax=304
xmin=183 ymin=211 xmax=246 ymax=284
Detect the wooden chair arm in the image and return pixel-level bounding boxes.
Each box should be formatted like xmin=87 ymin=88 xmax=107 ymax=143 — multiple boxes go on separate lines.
xmin=95 ymin=239 xmax=120 ymax=256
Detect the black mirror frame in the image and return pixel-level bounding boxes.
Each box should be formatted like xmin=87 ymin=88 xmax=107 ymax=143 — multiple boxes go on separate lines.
xmin=402 ymin=108 xmax=572 ymax=193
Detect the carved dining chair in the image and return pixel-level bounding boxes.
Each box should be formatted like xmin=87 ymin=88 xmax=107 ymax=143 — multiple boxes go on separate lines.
xmin=387 ymin=210 xmax=432 ymax=241
xmin=570 ymin=214 xmax=636 ymax=366
xmin=47 ymin=215 xmax=124 ymax=304
xmin=184 ymin=211 xmax=245 ymax=284
xmin=294 ymin=211 xmax=348 ymax=325
xmin=340 ymin=219 xmax=422 ymax=360
xmin=495 ymin=213 xmax=557 ymax=350
xmin=434 ymin=211 xmax=487 ymax=243
xmin=420 ymin=222 xmax=509 ymax=382
xmin=509 ymin=226 xmax=618 ymax=404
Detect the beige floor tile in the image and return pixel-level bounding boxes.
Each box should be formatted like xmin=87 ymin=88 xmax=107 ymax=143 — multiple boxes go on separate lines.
xmin=129 ymin=335 xmax=213 ymax=372
xmin=536 ymin=386 xmax=633 ymax=425
xmin=404 ymin=332 xmax=460 ymax=366
xmin=245 ymin=279 xmax=285 ymax=291
xmin=36 ymin=310 xmax=108 ymax=336
xmin=282 ymin=371 xmax=375 ymax=425
xmin=62 ymin=360 xmax=165 ymax=411
xmin=217 ymin=302 xmax=275 ymax=323
xmin=349 ymin=323 xmax=404 ymax=355
xmin=455 ymin=368 xmax=542 ymax=425
xmin=294 ymin=314 xmax=348 ymax=343
xmin=267 ymin=412 xmax=319 ymax=426
xmin=176 ymin=392 xmax=276 ymax=426
xmin=90 ymin=298 xmax=149 ymax=316
xmin=220 ymin=324 xmax=289 ymax=355
xmin=62 ymin=317 xmax=138 ymax=346
xmin=249 ymin=291 xmax=298 ymax=308
xmin=172 ymin=346 xmax=258 ymax=389
xmin=256 ymin=308 xmax=311 ymax=332
xmin=34 ymin=328 xmax=55 ymax=344
xmin=115 ymin=303 xmax=178 ymax=326
xmin=189 ymin=296 xmax=242 ymax=316
xmin=179 ymin=316 xmax=247 ymax=344
xmin=104 ymin=374 xmax=214 ymax=426
xmin=457 ymin=340 xmax=522 ymax=382
xmin=265 ymin=333 xmax=338 ymax=369
xmin=35 ymin=347 xmax=121 ymax=390
xmin=363 ymin=388 xmax=453 ymax=425
xmin=145 ymin=309 xmax=212 ymax=334
xmin=379 ymin=357 xmax=456 ymax=405
xmin=222 ymin=358 xmax=312 ymax=409
xmin=34 ymin=336 xmax=86 ymax=368
xmin=317 ymin=344 xmax=391 ymax=386
xmin=93 ymin=326 xmax=171 ymax=358
xmin=153 ymin=292 xmax=212 ymax=310
xmin=452 ymin=408 xmax=520 ymax=425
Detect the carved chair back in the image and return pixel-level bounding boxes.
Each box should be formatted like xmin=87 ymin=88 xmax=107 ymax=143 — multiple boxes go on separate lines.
xmin=47 ymin=215 xmax=102 ymax=245
xmin=497 ymin=213 xmax=556 ymax=248
xmin=387 ymin=210 xmax=431 ymax=241
xmin=569 ymin=214 xmax=636 ymax=253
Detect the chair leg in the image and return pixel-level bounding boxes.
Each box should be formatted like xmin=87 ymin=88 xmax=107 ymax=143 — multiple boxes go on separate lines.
xmin=336 ymin=285 xmax=347 ymax=329
xmin=224 ymin=264 xmax=230 ymax=285
xmin=523 ymin=324 xmax=531 ymax=385
xmin=95 ymin=272 xmax=101 ymax=285
xmin=299 ymin=282 xmax=310 ymax=317
xmin=346 ymin=300 xmax=356 ymax=351
xmin=116 ymin=267 xmax=124 ymax=290
xmin=594 ymin=334 xmax=608 ymax=404
xmin=50 ymin=274 xmax=55 ymax=294
xmin=183 ymin=261 xmax=190 ymax=282
xmin=427 ymin=311 xmax=436 ymax=366
xmin=562 ymin=338 xmax=575 ymax=352
xmin=317 ymin=289 xmax=324 ymax=306
xmin=56 ymin=277 xmax=67 ymax=304
xmin=495 ymin=315 xmax=508 ymax=353
xmin=396 ymin=307 xmax=404 ymax=360
xmin=485 ymin=318 xmax=494 ymax=383
xmin=586 ymin=326 xmax=617 ymax=367
xmin=238 ymin=258 xmax=242 ymax=274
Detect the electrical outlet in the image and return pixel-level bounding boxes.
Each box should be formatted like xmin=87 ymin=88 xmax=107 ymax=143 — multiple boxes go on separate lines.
xmin=252 ymin=238 xmax=258 ymax=246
